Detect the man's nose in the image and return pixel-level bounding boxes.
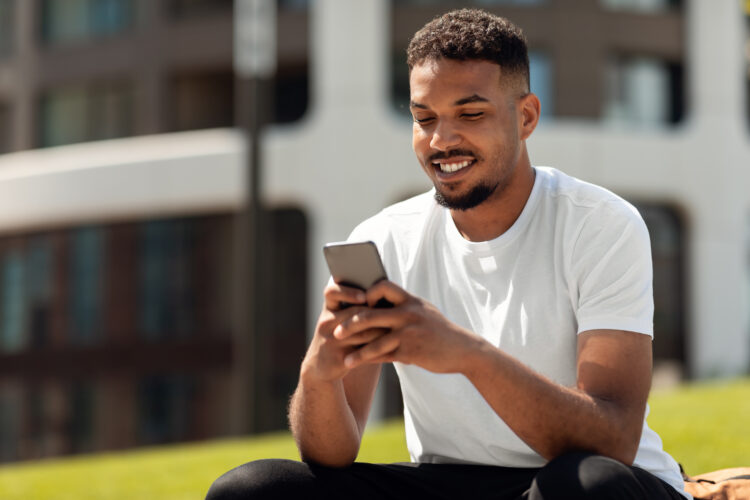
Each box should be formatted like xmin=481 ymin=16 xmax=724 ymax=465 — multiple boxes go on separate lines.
xmin=429 ymin=121 xmax=461 ymax=151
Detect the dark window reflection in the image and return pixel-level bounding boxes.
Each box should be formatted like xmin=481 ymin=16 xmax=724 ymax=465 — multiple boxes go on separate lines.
xmin=40 ymin=0 xmax=134 ymax=45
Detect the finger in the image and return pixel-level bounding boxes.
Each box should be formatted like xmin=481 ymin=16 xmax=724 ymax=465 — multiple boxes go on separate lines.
xmin=324 ymin=282 xmax=367 ymax=311
xmin=365 ymin=280 xmax=411 ymax=308
xmin=333 ymin=307 xmax=400 ymax=339
xmin=339 ymin=327 xmax=389 ymax=347
xmin=345 ymin=332 xmax=401 ymax=368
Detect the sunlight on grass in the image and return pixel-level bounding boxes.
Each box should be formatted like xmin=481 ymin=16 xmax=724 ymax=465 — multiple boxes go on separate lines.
xmin=0 ymin=420 xmax=407 ymax=500
xmin=0 ymin=378 xmax=747 ymax=499
xmin=647 ymin=377 xmax=750 ymax=475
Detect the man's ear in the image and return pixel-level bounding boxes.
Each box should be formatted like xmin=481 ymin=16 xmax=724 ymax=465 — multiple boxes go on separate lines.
xmin=518 ymin=93 xmax=541 ymax=141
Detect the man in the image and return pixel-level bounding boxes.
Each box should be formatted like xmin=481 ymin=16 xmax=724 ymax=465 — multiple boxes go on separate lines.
xmin=207 ymin=9 xmax=689 ymax=499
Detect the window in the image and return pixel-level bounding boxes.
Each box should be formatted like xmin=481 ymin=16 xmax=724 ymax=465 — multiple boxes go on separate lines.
xmin=69 ymin=382 xmax=95 ymax=453
xmin=139 ymin=219 xmax=195 ymax=341
xmin=0 ymin=384 xmax=21 ymax=462
xmin=634 ymin=202 xmax=686 ymax=366
xmin=529 ymin=51 xmax=553 ymax=120
xmin=167 ymin=70 xmax=235 ymax=132
xmin=41 ymin=0 xmax=134 ymax=45
xmin=0 ymin=247 xmax=27 ymax=353
xmin=69 ymin=227 xmax=104 ymax=345
xmin=38 ymin=81 xmax=133 ymax=147
xmin=600 ymin=0 xmax=681 ymax=12
xmin=0 ymin=0 xmax=12 ymax=57
xmin=137 ymin=375 xmax=194 ymax=445
xmin=0 ymin=104 xmax=10 ymax=153
xmin=26 ymin=237 xmax=53 ymax=348
xmin=603 ymin=56 xmax=684 ymax=128
xmin=167 ymin=0 xmax=231 ymax=19
xmin=279 ymin=0 xmax=310 ymax=9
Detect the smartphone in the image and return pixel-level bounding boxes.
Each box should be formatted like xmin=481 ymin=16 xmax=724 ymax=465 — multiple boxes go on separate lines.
xmin=323 ymin=240 xmax=392 ymax=308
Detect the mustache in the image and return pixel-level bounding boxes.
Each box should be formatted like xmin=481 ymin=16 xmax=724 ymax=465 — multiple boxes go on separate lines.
xmin=427 ymin=149 xmax=477 ymax=163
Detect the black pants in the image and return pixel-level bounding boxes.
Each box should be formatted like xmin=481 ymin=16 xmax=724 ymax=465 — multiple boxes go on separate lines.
xmin=205 ymin=452 xmax=686 ymax=499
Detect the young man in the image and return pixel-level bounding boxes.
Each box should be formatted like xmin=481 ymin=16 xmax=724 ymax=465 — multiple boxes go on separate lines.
xmin=207 ymin=9 xmax=689 ymax=499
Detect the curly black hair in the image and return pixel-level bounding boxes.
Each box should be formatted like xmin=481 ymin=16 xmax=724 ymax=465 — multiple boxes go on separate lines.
xmin=406 ymin=9 xmax=529 ymax=91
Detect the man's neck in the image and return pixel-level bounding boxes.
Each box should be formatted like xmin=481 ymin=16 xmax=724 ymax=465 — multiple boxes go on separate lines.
xmin=449 ymin=165 xmax=536 ymax=242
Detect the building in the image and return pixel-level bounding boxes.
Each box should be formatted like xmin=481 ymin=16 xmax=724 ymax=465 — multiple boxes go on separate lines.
xmin=0 ymin=0 xmax=748 ymax=462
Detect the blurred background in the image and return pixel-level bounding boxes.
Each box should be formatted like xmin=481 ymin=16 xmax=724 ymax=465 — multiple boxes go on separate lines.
xmin=0 ymin=0 xmax=748 ymax=466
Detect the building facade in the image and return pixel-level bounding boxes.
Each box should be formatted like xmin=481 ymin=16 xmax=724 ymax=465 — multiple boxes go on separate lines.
xmin=0 ymin=0 xmax=748 ymax=462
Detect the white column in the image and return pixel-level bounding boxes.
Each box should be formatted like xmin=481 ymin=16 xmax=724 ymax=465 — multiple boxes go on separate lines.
xmin=684 ymin=0 xmax=750 ymax=377
xmin=311 ymin=0 xmax=388 ymax=113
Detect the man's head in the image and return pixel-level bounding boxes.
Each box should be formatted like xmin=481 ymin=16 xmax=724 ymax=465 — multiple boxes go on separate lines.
xmin=407 ymin=10 xmax=539 ymax=214
xmin=407 ymin=9 xmax=530 ymax=98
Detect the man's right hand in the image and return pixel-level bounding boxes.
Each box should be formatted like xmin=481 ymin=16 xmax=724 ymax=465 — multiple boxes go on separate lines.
xmin=289 ymin=283 xmax=387 ymax=466
xmin=301 ymin=283 xmax=391 ymax=383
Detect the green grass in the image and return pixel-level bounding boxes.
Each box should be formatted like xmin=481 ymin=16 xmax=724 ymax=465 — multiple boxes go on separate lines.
xmin=0 ymin=378 xmax=747 ymax=500
xmin=647 ymin=377 xmax=750 ymax=475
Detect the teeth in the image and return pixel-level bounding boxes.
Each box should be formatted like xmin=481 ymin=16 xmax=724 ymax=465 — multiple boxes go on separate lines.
xmin=436 ymin=160 xmax=471 ymax=173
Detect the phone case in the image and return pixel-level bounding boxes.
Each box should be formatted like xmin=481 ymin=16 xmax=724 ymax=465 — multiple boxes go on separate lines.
xmin=323 ymin=241 xmax=387 ymax=291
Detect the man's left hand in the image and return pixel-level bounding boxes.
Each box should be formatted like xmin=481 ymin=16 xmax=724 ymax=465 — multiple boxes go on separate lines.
xmin=332 ymin=280 xmax=484 ymax=373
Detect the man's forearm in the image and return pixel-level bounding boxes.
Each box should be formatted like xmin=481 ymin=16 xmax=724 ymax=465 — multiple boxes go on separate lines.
xmin=289 ymin=370 xmax=362 ymax=467
xmin=462 ymin=339 xmax=647 ymax=465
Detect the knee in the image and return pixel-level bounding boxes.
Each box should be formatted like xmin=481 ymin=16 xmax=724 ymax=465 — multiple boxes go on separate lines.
xmin=530 ymin=452 xmax=643 ymax=500
xmin=205 ymin=459 xmax=319 ymax=500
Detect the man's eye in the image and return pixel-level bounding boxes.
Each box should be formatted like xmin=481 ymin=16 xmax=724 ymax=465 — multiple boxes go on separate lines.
xmin=414 ymin=117 xmax=435 ymax=124
xmin=462 ymin=112 xmax=483 ymax=119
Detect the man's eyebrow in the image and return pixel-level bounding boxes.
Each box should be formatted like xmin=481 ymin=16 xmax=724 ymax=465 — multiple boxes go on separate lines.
xmin=410 ymin=94 xmax=489 ymax=109
xmin=455 ymin=94 xmax=489 ymax=106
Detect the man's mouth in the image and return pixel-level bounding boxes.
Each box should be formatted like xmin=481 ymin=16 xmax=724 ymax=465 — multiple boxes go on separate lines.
xmin=432 ymin=158 xmax=476 ymax=173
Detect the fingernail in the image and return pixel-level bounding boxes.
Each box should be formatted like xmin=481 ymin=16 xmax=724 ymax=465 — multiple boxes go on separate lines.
xmin=344 ymin=355 xmax=355 ymax=367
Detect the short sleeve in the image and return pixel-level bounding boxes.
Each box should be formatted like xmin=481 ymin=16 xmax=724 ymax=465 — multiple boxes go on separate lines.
xmin=571 ymin=202 xmax=654 ymax=336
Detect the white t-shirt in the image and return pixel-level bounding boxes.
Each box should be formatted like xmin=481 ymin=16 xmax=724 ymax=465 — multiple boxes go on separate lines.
xmin=347 ymin=167 xmax=688 ymax=497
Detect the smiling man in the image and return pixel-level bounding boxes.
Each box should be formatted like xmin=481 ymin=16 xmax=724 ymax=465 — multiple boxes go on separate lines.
xmin=207 ymin=9 xmax=689 ymax=500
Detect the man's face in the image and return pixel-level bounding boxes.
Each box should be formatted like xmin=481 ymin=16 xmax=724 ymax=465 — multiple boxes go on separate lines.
xmin=410 ymin=58 xmax=525 ymax=211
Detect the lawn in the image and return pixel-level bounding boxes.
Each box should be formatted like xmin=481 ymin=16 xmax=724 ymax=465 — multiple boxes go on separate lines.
xmin=0 ymin=377 xmax=747 ymax=500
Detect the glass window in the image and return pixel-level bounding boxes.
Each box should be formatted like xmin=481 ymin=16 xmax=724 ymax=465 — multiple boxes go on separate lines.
xmin=39 ymin=82 xmax=133 ymax=147
xmin=167 ymin=71 xmax=234 ymax=132
xmin=603 ymin=56 xmax=684 ymax=128
xmin=0 ymin=384 xmax=21 ymax=462
xmin=41 ymin=0 xmax=133 ymax=45
xmin=279 ymin=0 xmax=309 ymax=9
xmin=0 ymin=247 xmax=26 ymax=353
xmin=600 ymin=0 xmax=681 ymax=12
xmin=137 ymin=375 xmax=194 ymax=445
xmin=529 ymin=50 xmax=553 ymax=120
xmin=273 ymin=69 xmax=309 ymax=124
xmin=69 ymin=382 xmax=95 ymax=453
xmin=139 ymin=219 xmax=194 ymax=341
xmin=0 ymin=103 xmax=10 ymax=153
xmin=167 ymin=0 xmax=231 ymax=19
xmin=634 ymin=202 xmax=686 ymax=366
xmin=69 ymin=227 xmax=104 ymax=345
xmin=0 ymin=0 xmax=13 ymax=57
xmin=26 ymin=237 xmax=53 ymax=348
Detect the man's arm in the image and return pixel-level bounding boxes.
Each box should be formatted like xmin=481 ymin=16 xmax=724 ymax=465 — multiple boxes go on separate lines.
xmin=463 ymin=328 xmax=651 ymax=464
xmin=337 ymin=280 xmax=651 ymax=465
xmin=288 ymin=283 xmax=385 ymax=467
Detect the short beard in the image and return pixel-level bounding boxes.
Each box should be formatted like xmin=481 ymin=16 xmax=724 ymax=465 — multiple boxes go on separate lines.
xmin=434 ymin=181 xmax=499 ymax=211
